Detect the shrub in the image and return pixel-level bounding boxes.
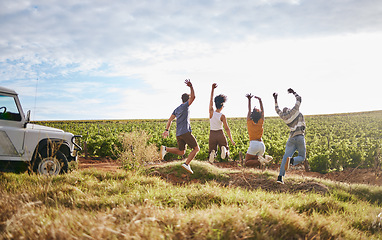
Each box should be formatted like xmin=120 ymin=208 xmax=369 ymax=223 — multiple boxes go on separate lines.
xmin=117 ymin=131 xmax=159 ymax=172
xmin=309 ymin=153 xmax=330 ymax=174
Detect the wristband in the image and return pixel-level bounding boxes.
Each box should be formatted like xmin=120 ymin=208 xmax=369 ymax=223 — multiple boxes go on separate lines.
xmin=165 ymin=129 xmax=169 ymax=131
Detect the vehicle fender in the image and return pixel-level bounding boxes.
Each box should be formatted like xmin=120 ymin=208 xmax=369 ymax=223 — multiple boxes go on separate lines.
xmin=32 ymin=138 xmax=71 ymax=161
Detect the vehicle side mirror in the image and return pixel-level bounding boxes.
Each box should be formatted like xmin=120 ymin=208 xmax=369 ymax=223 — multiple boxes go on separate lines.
xmin=26 ymin=110 xmax=31 ymax=122
xmin=24 ymin=110 xmax=31 ymax=128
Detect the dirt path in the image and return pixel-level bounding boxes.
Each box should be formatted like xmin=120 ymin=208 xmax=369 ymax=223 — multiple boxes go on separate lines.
xmin=78 ymin=157 xmax=382 ymax=186
xmin=78 ymin=157 xmax=122 ymax=172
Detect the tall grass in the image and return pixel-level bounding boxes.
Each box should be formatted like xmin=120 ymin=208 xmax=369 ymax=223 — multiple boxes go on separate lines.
xmin=1 ymin=130 xmax=381 ymax=239
xmin=1 ymin=164 xmax=382 ymax=239
xmin=117 ymin=130 xmax=158 ymax=172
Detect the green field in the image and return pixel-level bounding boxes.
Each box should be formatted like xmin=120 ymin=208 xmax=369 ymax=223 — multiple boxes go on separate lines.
xmin=1 ymin=111 xmax=381 ymax=239
xmin=36 ymin=110 xmax=382 ymax=173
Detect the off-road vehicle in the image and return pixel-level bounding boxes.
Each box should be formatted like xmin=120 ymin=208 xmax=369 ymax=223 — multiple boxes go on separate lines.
xmin=0 ymin=86 xmax=81 ymax=175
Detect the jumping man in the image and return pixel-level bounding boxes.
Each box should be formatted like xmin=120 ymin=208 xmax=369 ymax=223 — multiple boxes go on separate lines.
xmin=160 ymin=79 xmax=199 ymax=174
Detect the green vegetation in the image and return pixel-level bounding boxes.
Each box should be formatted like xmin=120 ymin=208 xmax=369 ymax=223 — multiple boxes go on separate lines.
xmin=1 ymin=163 xmax=382 ymax=239
xmin=2 ymin=111 xmax=382 ymax=239
xmin=36 ymin=110 xmax=382 ymax=173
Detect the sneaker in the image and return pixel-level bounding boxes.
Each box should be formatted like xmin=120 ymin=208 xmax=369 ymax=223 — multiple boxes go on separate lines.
xmin=284 ymin=157 xmax=291 ymax=171
xmin=265 ymin=155 xmax=273 ymax=162
xmin=258 ymin=155 xmax=272 ymax=165
xmin=160 ymin=146 xmax=167 ymax=160
xmin=209 ymin=150 xmax=215 ymax=163
xmin=277 ymin=176 xmax=284 ymax=184
xmin=221 ymin=146 xmax=227 ymax=159
xmin=258 ymin=156 xmax=266 ymax=165
xmin=181 ymin=163 xmax=193 ymax=174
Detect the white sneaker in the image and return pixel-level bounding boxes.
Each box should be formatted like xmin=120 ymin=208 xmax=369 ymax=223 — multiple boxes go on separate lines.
xmin=160 ymin=146 xmax=167 ymax=160
xmin=181 ymin=163 xmax=193 ymax=174
xmin=258 ymin=155 xmax=273 ymax=165
xmin=221 ymin=146 xmax=227 ymax=159
xmin=209 ymin=150 xmax=215 ymax=163
xmin=258 ymin=156 xmax=266 ymax=165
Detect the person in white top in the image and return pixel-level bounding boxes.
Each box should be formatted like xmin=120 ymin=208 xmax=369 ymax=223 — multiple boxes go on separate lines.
xmin=208 ymin=83 xmax=235 ymax=162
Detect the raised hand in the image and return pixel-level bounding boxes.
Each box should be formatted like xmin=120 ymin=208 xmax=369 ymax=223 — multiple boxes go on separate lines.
xmin=287 ymin=88 xmax=295 ymax=94
xmin=246 ymin=93 xmax=253 ymax=99
xmin=273 ymin=92 xmax=278 ymax=99
xmin=212 ymin=83 xmax=218 ymax=89
xmin=185 ymin=79 xmax=192 ymax=87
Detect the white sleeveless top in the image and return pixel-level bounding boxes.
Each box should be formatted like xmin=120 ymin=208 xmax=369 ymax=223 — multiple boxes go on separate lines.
xmin=210 ymin=111 xmax=223 ymax=130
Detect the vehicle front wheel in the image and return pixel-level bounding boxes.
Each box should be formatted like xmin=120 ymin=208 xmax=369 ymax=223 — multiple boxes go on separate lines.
xmin=33 ymin=150 xmax=68 ymax=175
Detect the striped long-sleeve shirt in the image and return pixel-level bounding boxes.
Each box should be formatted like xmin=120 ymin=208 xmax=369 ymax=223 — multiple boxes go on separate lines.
xmin=275 ymin=93 xmax=306 ymax=138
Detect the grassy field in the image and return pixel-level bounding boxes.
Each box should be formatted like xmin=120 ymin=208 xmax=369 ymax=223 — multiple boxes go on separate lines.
xmin=1 ymin=111 xmax=380 ymax=239
xmin=1 ymin=161 xmax=382 ymax=239
xmin=37 ymin=110 xmax=382 ymax=173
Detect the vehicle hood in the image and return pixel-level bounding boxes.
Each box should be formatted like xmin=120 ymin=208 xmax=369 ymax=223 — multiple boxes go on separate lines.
xmin=26 ymin=123 xmax=65 ymax=133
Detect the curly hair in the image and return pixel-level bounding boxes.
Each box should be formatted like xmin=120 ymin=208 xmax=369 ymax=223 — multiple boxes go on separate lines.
xmin=214 ymin=94 xmax=227 ymax=109
xmin=250 ymin=109 xmax=262 ymax=124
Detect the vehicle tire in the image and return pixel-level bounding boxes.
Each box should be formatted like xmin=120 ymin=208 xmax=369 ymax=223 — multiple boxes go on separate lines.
xmin=33 ymin=150 xmax=68 ymax=175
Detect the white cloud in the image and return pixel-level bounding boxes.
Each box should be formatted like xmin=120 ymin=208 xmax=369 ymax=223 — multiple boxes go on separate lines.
xmin=13 ymin=32 xmax=382 ymax=120
xmin=1 ymin=0 xmax=382 ymax=120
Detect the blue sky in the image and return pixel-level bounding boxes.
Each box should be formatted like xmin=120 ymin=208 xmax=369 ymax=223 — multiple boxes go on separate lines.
xmin=1 ymin=0 xmax=381 ymax=120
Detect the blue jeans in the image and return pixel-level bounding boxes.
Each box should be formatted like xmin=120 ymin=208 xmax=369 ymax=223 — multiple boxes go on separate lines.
xmin=279 ymin=135 xmax=306 ymax=176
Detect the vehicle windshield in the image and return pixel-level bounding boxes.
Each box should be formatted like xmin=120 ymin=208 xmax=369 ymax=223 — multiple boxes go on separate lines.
xmin=0 ymin=95 xmax=21 ymax=121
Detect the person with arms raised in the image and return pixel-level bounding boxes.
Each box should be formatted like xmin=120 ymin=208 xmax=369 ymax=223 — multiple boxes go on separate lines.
xmin=244 ymin=93 xmax=272 ymax=168
xmin=273 ymin=88 xmax=309 ymax=184
xmin=208 ymin=83 xmax=235 ymax=163
xmin=160 ymin=79 xmax=199 ymax=174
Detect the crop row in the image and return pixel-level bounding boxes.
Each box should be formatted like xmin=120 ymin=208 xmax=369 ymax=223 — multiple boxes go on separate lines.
xmin=35 ymin=111 xmax=382 ymax=173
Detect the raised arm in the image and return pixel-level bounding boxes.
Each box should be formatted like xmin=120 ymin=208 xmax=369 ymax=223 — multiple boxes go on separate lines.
xmin=209 ymin=83 xmax=217 ymax=119
xmin=255 ymin=96 xmax=264 ymax=119
xmin=288 ymin=88 xmax=301 ymax=110
xmin=273 ymin=92 xmax=282 ymax=115
xmin=246 ymin=94 xmax=253 ymax=120
xmin=185 ymin=79 xmax=195 ymax=105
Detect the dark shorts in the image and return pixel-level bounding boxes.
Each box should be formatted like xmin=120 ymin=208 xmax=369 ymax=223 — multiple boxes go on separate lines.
xmin=177 ymin=131 xmax=198 ymax=151
xmin=209 ymin=130 xmax=228 ymax=153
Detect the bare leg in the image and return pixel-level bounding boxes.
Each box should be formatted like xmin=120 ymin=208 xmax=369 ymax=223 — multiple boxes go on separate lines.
xmin=185 ymin=145 xmax=200 ymax=165
xmin=166 ymin=147 xmax=186 ymax=156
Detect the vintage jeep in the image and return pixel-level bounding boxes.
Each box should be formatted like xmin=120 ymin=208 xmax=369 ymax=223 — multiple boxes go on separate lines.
xmin=0 ymin=86 xmax=81 ymax=175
